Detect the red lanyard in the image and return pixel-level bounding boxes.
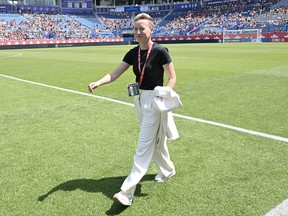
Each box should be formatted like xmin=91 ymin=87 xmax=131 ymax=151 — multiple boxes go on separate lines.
xmin=138 ymin=43 xmax=153 ymax=86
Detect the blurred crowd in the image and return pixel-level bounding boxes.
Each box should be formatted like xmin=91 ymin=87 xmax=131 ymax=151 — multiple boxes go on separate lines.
xmin=0 ymin=13 xmax=98 ymax=41
xmin=0 ymin=0 xmax=287 ymax=41
xmin=156 ymin=0 xmax=283 ymax=36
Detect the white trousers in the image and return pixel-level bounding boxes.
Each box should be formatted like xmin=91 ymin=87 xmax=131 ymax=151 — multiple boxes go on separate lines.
xmin=120 ymin=90 xmax=175 ymax=197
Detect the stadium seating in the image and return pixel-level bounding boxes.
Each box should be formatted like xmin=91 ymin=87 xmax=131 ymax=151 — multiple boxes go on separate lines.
xmin=0 ymin=0 xmax=287 ymax=41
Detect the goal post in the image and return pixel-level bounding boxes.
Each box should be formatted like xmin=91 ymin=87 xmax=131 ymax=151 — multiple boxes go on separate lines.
xmin=222 ymin=29 xmax=262 ymax=43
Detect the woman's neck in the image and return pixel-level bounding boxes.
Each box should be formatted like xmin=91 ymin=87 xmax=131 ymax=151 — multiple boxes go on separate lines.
xmin=140 ymin=40 xmax=153 ymax=50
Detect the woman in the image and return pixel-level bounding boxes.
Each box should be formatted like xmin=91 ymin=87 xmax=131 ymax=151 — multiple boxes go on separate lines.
xmin=88 ymin=13 xmax=178 ymax=206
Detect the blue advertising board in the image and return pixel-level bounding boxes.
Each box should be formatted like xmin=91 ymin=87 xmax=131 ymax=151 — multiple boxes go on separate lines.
xmin=173 ymin=2 xmax=201 ymax=11
xmin=205 ymin=0 xmax=239 ymax=5
xmin=124 ymin=6 xmax=140 ymax=12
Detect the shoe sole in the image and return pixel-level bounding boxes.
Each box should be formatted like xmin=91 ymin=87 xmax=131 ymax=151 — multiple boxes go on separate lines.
xmin=155 ymin=172 xmax=176 ymax=182
xmin=113 ymin=196 xmax=132 ymax=206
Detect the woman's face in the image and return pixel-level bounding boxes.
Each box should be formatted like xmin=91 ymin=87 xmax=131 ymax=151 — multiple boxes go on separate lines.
xmin=134 ymin=19 xmax=153 ymax=44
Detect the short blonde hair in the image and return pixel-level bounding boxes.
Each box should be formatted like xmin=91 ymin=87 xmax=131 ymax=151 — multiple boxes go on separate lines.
xmin=134 ymin=13 xmax=153 ymax=29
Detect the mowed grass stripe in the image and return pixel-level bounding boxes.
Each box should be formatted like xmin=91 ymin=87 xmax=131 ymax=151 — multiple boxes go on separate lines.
xmin=1 ymin=43 xmax=287 ymax=215
xmin=1 ymin=43 xmax=286 ymax=138
xmin=1 ymin=73 xmax=287 ymax=144
xmin=1 ymin=75 xmax=287 ymax=216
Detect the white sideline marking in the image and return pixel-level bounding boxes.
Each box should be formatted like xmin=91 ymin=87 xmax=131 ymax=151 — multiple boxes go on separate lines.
xmin=173 ymin=113 xmax=288 ymax=143
xmin=264 ymin=199 xmax=288 ymax=216
xmin=0 ymin=74 xmax=134 ymax=107
xmin=1 ymin=73 xmax=288 ymax=144
xmin=0 ymin=53 xmax=23 ymax=58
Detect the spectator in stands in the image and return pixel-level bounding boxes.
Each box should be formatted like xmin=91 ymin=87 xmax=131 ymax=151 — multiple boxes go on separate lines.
xmin=1 ymin=1 xmax=286 ymax=41
xmin=88 ymin=13 xmax=179 ymax=206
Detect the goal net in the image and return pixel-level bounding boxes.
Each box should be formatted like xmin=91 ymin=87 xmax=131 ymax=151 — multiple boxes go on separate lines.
xmin=222 ymin=29 xmax=262 ymax=43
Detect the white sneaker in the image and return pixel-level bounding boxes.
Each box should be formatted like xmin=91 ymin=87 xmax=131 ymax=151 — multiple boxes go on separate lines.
xmin=113 ymin=191 xmax=133 ymax=206
xmin=155 ymin=170 xmax=176 ymax=182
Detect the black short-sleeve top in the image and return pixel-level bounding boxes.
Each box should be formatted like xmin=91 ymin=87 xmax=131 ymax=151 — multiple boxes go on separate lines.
xmin=123 ymin=43 xmax=172 ymax=90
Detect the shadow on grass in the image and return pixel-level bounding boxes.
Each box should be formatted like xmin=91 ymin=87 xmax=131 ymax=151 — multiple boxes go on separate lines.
xmin=38 ymin=174 xmax=155 ymax=215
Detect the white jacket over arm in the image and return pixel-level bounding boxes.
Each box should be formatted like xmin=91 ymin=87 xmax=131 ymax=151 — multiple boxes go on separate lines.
xmin=153 ymin=86 xmax=183 ymax=141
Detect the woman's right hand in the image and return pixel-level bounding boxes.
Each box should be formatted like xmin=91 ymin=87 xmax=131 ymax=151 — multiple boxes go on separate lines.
xmin=87 ymin=61 xmax=130 ymax=93
xmin=88 ymin=82 xmax=99 ymax=93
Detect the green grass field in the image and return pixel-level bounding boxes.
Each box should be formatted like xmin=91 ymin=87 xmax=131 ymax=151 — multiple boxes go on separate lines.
xmin=0 ymin=43 xmax=287 ymax=215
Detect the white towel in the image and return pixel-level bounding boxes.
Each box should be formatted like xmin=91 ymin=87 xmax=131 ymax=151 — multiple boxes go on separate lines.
xmin=153 ymin=86 xmax=183 ymax=112
xmin=153 ymin=86 xmax=183 ymax=141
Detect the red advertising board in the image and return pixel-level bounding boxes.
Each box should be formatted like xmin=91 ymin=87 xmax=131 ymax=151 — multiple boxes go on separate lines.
xmin=0 ymin=38 xmax=124 ymax=46
xmin=151 ymin=33 xmax=288 ymax=42
xmin=1 ymin=33 xmax=288 ymax=46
